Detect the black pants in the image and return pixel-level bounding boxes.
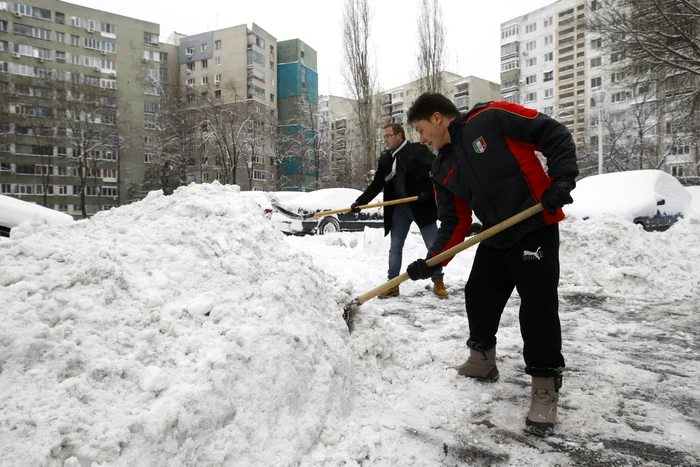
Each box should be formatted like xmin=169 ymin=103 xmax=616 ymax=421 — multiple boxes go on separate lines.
xmin=464 ymin=223 xmax=564 ymax=377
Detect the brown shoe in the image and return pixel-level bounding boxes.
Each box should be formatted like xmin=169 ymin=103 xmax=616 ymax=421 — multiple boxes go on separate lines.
xmin=433 ymin=278 xmax=449 ymax=298
xmin=378 ymin=285 xmax=399 ymax=299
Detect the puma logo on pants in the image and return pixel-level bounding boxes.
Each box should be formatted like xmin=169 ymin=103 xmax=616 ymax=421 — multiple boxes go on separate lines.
xmin=523 ymin=247 xmax=543 ymax=261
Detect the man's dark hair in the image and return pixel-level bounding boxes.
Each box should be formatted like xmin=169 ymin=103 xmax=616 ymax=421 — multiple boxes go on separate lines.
xmin=407 ymin=92 xmax=459 ymax=124
xmin=382 ymin=123 xmax=405 ymax=140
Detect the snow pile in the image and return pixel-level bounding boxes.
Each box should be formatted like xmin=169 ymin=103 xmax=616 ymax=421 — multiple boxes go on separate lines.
xmin=560 ymin=215 xmax=700 ymax=299
xmin=0 ymin=183 xmax=353 ymax=467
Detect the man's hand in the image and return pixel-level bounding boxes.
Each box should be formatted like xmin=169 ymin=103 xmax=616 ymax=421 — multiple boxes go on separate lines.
xmin=350 ymin=202 xmax=362 ymax=213
xmin=407 ymin=258 xmax=435 ymax=281
xmin=417 ymin=191 xmax=432 ymax=202
xmin=541 ymin=177 xmax=576 ymax=215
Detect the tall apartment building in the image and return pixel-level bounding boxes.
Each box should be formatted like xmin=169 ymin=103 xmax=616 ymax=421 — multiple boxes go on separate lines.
xmin=177 ymin=23 xmax=278 ymax=191
xmin=500 ymin=0 xmax=588 ymax=146
xmin=318 ymin=94 xmax=356 ymax=166
xmin=0 ymin=0 xmax=164 ymax=216
xmin=277 ymin=38 xmax=318 ymax=190
xmin=502 ymin=0 xmax=695 ymax=177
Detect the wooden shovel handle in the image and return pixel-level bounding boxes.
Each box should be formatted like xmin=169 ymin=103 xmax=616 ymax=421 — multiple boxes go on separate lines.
xmin=312 ymin=196 xmax=419 ymax=218
xmin=354 ymin=204 xmax=544 ymax=306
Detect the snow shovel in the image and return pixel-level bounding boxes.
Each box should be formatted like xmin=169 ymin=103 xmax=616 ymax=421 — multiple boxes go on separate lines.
xmin=272 ymin=196 xmax=419 ymax=220
xmin=343 ymin=203 xmax=545 ymax=331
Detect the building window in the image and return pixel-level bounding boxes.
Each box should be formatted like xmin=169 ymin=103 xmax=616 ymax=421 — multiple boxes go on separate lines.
xmin=526 ymin=40 xmax=537 ymax=51
xmin=201 ymin=43 xmax=207 ymax=52
xmin=215 ymin=40 xmax=221 ymax=50
xmin=591 ymin=77 xmax=602 ymax=88
xmin=253 ymin=170 xmax=266 ymax=181
xmin=186 ymin=78 xmax=195 ymax=86
xmin=611 ymin=91 xmax=628 ymax=103
xmin=186 ymin=62 xmax=195 ymax=71
xmin=501 ymin=59 xmax=519 ymax=72
xmin=70 ymin=35 xmax=80 ymax=46
xmin=215 ymin=56 xmax=221 ymax=66
xmin=144 ymin=154 xmax=153 ymax=163
xmin=214 ymin=73 xmax=221 ymax=84
xmin=270 ymin=93 xmax=275 ymax=103
xmin=544 ymin=16 xmax=553 ymax=28
xmin=544 ymin=35 xmax=553 ymax=46
xmin=525 ymin=92 xmax=537 ymax=102
xmin=543 ymin=52 xmax=553 ymax=62
xmin=610 ymin=52 xmax=624 ymax=63
xmin=591 ymin=38 xmax=602 ymax=49
xmin=186 ymin=47 xmax=194 ymax=57
xmin=611 ymin=72 xmax=625 ymax=83
xmin=544 ymin=88 xmax=553 ymax=99
xmin=500 ymin=25 xmax=519 ymax=40
xmin=525 ymin=75 xmax=537 ymax=85
xmin=543 ymin=70 xmax=553 ymax=82
xmin=215 ymin=89 xmax=221 ymax=99
xmin=144 ymin=32 xmax=159 ymax=46
xmin=201 ymin=59 xmax=208 ymax=69
xmin=526 ymin=23 xmax=536 ymax=34
xmin=201 ymin=76 xmax=208 ymax=85
xmin=526 ymin=57 xmax=537 ymax=67
xmin=590 ymin=57 xmax=602 ymax=68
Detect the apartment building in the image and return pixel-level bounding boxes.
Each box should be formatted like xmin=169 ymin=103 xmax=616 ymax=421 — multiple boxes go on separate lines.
xmin=0 ymin=0 xmax=164 ymax=216
xmin=177 ymin=23 xmax=278 ymax=191
xmin=277 ymin=38 xmax=318 ymax=190
xmin=502 ymin=0 xmax=695 ymax=177
xmin=318 ymin=94 xmax=356 ymax=165
xmin=500 ymin=0 xmax=588 ymax=146
xmin=379 ymin=72 xmax=501 ymax=141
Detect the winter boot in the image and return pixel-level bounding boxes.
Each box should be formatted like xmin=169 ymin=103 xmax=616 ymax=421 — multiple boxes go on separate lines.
xmin=378 ymin=285 xmax=399 ymax=299
xmin=525 ymin=376 xmax=562 ymax=437
xmin=432 ymin=278 xmax=449 ymax=298
xmin=452 ymin=348 xmax=499 ymax=382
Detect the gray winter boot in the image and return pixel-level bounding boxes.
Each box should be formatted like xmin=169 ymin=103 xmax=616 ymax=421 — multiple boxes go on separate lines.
xmin=452 ymin=348 xmax=499 ymax=382
xmin=525 ymin=376 xmax=562 ymax=437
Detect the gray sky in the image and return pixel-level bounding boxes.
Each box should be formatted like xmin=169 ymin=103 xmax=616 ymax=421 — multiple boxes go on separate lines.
xmin=71 ymin=0 xmax=555 ymax=96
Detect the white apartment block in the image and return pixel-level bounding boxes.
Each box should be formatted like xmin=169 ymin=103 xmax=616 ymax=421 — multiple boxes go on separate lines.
xmin=502 ymin=0 xmax=695 ymax=177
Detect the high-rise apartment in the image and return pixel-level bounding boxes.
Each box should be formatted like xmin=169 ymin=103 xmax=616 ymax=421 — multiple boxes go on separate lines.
xmin=0 ymin=0 xmax=163 ymax=216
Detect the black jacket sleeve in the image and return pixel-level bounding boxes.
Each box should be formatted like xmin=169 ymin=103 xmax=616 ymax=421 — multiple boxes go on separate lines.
xmin=355 ymin=152 xmax=389 ymax=205
xmin=428 ymin=182 xmax=472 ymax=266
xmin=493 ymin=103 xmax=579 ymax=179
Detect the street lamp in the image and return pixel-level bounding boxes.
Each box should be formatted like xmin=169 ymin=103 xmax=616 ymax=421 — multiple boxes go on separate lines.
xmin=591 ymin=90 xmax=608 ymax=175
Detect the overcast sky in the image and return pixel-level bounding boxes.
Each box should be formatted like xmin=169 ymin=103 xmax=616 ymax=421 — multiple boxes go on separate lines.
xmin=71 ymin=0 xmax=555 ymax=96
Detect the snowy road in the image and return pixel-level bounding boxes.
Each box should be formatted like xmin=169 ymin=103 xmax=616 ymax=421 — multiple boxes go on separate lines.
xmin=289 ymin=222 xmax=700 ymax=466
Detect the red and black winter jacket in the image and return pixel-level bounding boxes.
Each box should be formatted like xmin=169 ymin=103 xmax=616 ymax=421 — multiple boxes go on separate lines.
xmin=429 ymin=101 xmax=578 ymax=263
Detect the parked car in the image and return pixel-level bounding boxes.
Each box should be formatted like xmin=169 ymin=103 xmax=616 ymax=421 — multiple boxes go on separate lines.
xmin=272 ymin=188 xmax=383 ymax=235
xmin=566 ymin=170 xmax=692 ymax=231
xmin=0 ymin=194 xmax=74 ymax=237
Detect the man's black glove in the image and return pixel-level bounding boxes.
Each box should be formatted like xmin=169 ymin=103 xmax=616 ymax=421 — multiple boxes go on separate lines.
xmin=350 ymin=202 xmax=362 ymax=213
xmin=407 ymin=258 xmax=436 ymax=281
xmin=541 ymin=176 xmax=576 ymax=215
xmin=417 ymin=191 xmax=432 ymax=202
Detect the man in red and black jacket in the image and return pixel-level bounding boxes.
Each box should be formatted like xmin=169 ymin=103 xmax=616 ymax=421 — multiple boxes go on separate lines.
xmin=405 ymin=93 xmax=578 ymax=437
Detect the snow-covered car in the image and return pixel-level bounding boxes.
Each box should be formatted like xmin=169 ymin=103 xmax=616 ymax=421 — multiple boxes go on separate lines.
xmin=685 ymin=186 xmax=700 ymax=217
xmin=566 ymin=170 xmax=692 ymax=231
xmin=273 ymin=188 xmax=384 ymax=235
xmin=0 ymin=194 xmax=74 ymax=237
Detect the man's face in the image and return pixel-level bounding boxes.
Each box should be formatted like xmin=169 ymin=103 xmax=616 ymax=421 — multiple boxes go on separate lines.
xmin=382 ymin=128 xmax=403 ymax=151
xmin=413 ymin=114 xmax=448 ymax=150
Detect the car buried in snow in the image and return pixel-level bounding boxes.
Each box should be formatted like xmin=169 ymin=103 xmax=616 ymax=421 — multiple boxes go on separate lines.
xmin=270 ymin=188 xmax=384 ymax=236
xmin=566 ymin=169 xmax=692 ymax=232
xmin=0 ymin=194 xmax=74 ymax=238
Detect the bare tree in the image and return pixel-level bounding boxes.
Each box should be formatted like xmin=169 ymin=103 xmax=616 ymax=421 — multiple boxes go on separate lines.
xmin=341 ymin=0 xmax=378 ymax=187
xmin=413 ymin=0 xmax=447 ymax=94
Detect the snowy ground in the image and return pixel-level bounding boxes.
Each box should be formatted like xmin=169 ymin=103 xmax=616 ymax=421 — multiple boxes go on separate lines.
xmin=1 ymin=184 xmax=699 ymax=467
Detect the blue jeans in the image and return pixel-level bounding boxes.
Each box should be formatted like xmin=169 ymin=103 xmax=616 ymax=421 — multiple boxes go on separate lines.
xmin=388 ymin=205 xmax=444 ymax=280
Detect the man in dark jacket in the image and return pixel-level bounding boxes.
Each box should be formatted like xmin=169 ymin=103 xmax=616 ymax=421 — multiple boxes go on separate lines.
xmin=404 ymin=93 xmax=578 ymax=437
xmin=351 ymin=123 xmax=448 ymax=298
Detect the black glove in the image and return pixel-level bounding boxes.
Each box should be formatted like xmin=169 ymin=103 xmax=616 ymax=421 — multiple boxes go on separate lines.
xmin=350 ymin=202 xmax=362 ymax=213
xmin=417 ymin=191 xmax=432 ymax=202
xmin=407 ymin=258 xmax=436 ymax=281
xmin=541 ymin=176 xmax=576 ymax=215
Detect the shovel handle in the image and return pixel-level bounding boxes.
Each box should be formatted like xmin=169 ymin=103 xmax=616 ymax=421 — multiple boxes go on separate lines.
xmin=353 ymin=203 xmax=544 ymax=306
xmin=312 ymin=196 xmax=419 ymax=217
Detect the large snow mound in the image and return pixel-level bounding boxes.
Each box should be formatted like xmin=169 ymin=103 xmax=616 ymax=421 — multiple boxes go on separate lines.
xmin=0 ymin=183 xmax=353 ymax=467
